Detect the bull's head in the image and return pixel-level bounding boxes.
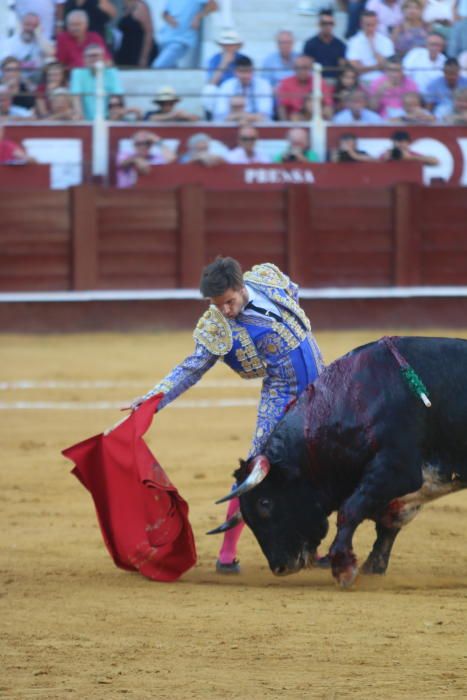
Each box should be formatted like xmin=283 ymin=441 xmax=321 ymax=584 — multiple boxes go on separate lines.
xmin=208 ymin=455 xmax=328 ymax=576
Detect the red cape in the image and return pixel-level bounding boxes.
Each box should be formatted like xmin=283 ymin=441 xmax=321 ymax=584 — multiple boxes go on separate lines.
xmin=62 ymin=395 xmax=196 ymax=582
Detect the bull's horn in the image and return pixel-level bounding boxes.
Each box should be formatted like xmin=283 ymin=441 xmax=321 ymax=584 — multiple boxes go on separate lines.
xmin=215 ymin=455 xmax=271 ymax=504
xmin=206 ymin=510 xmax=243 ymax=535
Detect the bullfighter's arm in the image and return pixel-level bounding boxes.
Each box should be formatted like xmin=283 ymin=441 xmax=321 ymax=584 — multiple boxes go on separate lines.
xmin=130 ymin=342 xmax=218 ymax=410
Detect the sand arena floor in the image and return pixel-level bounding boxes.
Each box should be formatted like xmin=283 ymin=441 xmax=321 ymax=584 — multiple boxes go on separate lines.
xmin=1 ymin=329 xmax=467 ymax=700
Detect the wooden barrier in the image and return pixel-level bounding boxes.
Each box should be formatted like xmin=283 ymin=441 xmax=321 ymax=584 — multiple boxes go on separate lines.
xmin=1 ymin=180 xmax=466 ymax=293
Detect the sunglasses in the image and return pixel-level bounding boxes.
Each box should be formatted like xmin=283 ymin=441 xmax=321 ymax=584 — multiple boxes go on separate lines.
xmin=240 ymin=136 xmax=256 ymax=142
xmin=320 ymin=20 xmax=335 ymax=25
xmin=109 ymin=102 xmax=122 ymax=107
xmin=135 ymin=140 xmax=152 ymax=147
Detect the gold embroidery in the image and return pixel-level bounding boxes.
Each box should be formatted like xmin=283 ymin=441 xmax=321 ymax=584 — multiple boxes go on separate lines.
xmin=193 ymin=306 xmax=233 ymax=356
xmin=244 ymin=263 xmax=289 ymax=289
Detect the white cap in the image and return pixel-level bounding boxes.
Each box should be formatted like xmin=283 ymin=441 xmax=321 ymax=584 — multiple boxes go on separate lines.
xmin=216 ymin=28 xmax=243 ymax=45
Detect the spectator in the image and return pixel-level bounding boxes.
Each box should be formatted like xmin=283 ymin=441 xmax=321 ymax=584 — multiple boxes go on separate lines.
xmin=115 ymin=0 xmax=157 ymax=67
xmin=448 ymin=17 xmax=467 ymax=57
xmin=226 ymin=125 xmax=270 ymax=164
xmin=0 ymin=123 xmax=34 ymax=161
xmin=425 ymin=57 xmax=467 ymax=117
xmin=0 ymin=13 xmax=54 ymax=71
xmin=15 ymin=1 xmax=65 ymax=41
xmin=206 ymin=28 xmax=249 ymax=87
xmin=346 ymin=10 xmax=395 ymax=82
xmin=379 ymin=129 xmax=439 ymax=164
xmin=272 ymin=127 xmax=319 ymax=163
xmin=262 ymin=30 xmax=298 ymax=88
xmin=0 ymin=84 xmax=33 ymax=119
xmin=303 ymin=10 xmax=346 ymax=81
xmin=43 ymin=87 xmax=80 ymax=119
xmin=70 ymin=43 xmax=123 ymax=119
xmin=56 ymin=9 xmax=111 ymax=68
xmin=345 ymin=0 xmax=367 ymax=40
xmin=391 ymin=0 xmax=428 ymax=57
xmin=387 ymin=90 xmax=436 ymax=121
xmin=332 ymin=88 xmax=384 ymax=123
xmin=368 ymin=55 xmax=419 ymax=117
xmin=63 ymin=0 xmax=117 ymax=39
xmin=220 ymin=94 xmax=259 ymax=123
xmin=441 ymin=86 xmax=467 ymax=123
xmin=276 ymin=54 xmax=334 ymax=120
xmin=333 ymin=65 xmax=361 ymax=111
xmin=212 ymin=56 xmax=274 ymax=123
xmin=35 ymin=61 xmax=68 ymax=118
xmin=107 ymin=94 xmax=142 ymax=121
xmin=179 ymin=132 xmax=226 ymax=165
xmin=153 ymin=0 xmax=218 ymax=69
xmin=402 ymin=32 xmax=446 ymax=92
xmin=116 ymin=130 xmax=176 ymax=187
xmin=145 ymin=85 xmax=199 ymax=122
xmin=366 ymin=0 xmax=403 ymax=36
xmin=1 ymin=56 xmax=35 ymax=110
xmin=330 ymin=132 xmax=375 ymax=162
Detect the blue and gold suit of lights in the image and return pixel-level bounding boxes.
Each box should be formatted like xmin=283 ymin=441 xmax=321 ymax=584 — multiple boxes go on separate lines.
xmin=146 ymin=263 xmax=324 ymax=457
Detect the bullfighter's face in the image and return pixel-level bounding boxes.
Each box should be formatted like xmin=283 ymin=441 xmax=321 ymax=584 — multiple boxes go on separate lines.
xmin=236 ymin=462 xmax=329 ymax=575
xmin=211 ymin=286 xmax=248 ymax=320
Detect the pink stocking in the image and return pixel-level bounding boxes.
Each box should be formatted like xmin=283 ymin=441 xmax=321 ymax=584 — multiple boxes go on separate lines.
xmin=218 ymin=496 xmax=244 ymax=564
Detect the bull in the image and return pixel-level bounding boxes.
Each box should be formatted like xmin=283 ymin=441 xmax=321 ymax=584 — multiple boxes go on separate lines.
xmin=210 ymin=336 xmax=467 ymax=587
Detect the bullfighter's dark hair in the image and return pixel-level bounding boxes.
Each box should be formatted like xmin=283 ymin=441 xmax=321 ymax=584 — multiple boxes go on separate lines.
xmin=200 ymin=257 xmax=244 ymax=297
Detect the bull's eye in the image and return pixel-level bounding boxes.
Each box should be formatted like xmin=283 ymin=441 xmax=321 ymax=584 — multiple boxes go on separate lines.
xmin=257 ymin=497 xmax=272 ymax=518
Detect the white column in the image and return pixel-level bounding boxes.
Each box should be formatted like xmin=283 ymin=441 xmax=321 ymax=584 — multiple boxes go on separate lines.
xmin=92 ymin=60 xmax=109 ymax=179
xmin=311 ymin=62 xmax=327 ymax=163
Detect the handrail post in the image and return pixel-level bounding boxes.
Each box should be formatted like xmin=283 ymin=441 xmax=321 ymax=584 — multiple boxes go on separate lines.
xmin=311 ymin=62 xmax=327 ymax=163
xmin=92 ymin=60 xmax=109 ymax=182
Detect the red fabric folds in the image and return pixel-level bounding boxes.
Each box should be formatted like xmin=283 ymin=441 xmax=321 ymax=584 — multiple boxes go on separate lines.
xmin=62 ymin=395 xmax=196 ymax=582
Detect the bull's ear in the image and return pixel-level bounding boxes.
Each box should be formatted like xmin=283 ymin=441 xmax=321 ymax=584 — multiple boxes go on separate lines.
xmin=233 ymin=458 xmax=250 ymax=483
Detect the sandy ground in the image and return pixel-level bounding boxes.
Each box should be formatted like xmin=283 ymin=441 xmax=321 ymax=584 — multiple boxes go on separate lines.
xmin=1 ymin=329 xmax=467 ymax=700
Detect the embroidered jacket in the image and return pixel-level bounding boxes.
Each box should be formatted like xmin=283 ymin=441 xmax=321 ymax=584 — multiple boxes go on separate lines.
xmin=145 ymin=263 xmax=324 ymax=455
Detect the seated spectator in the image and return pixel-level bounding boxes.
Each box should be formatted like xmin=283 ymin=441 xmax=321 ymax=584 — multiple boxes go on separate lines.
xmin=116 ymin=130 xmax=176 ymax=187
xmin=108 ymin=94 xmax=142 ymax=121
xmin=0 ymin=84 xmax=33 ymax=119
xmin=64 ymin=0 xmax=117 ymax=39
xmin=70 ymin=43 xmax=123 ymax=120
xmin=56 ymin=9 xmax=111 ymax=68
xmin=333 ymin=65 xmax=361 ymax=111
xmin=206 ymin=28 xmax=249 ymax=87
xmin=441 ymin=86 xmax=467 ymax=123
xmin=0 ymin=13 xmax=54 ymax=72
xmin=387 ymin=90 xmax=436 ymax=121
xmin=0 ymin=123 xmax=34 ymax=161
xmin=43 ymin=87 xmax=80 ymax=120
xmin=35 ymin=61 xmax=69 ymax=118
xmin=1 ymin=56 xmax=36 ymax=110
xmin=447 ymin=17 xmax=467 ymax=57
xmin=272 ymin=127 xmax=319 ymax=163
xmin=330 ymin=132 xmax=375 ymax=162
xmin=391 ymin=0 xmax=428 ymax=57
xmin=425 ymin=57 xmax=467 ymax=118
xmin=276 ymin=54 xmax=334 ymax=120
xmin=303 ymin=10 xmax=346 ymax=81
xmin=115 ymin=0 xmax=157 ymax=68
xmin=179 ymin=132 xmax=226 ymax=165
xmin=213 ymin=56 xmax=274 ymax=123
xmin=332 ymin=88 xmax=384 ymax=123
xmin=402 ymin=32 xmax=446 ymax=92
xmin=15 ymin=0 xmax=64 ymax=41
xmin=366 ymin=0 xmax=403 ymax=36
xmin=226 ymin=125 xmax=270 ymax=164
xmin=221 ymin=94 xmax=258 ymax=123
xmin=262 ymin=30 xmax=298 ymax=88
xmin=368 ymin=55 xmax=419 ymax=117
xmin=145 ymin=85 xmax=199 ymax=122
xmin=422 ymin=0 xmax=456 ymax=25
xmin=379 ymin=129 xmax=439 ymax=164
xmin=153 ymin=0 xmax=218 ymax=69
xmin=346 ymin=10 xmax=395 ymax=83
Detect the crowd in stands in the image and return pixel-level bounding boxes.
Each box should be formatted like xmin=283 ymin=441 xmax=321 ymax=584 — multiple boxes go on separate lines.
xmin=0 ymin=1 xmax=466 ymax=126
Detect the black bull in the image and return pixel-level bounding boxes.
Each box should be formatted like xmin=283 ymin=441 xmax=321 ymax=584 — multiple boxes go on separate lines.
xmin=211 ymin=336 xmax=467 ymax=587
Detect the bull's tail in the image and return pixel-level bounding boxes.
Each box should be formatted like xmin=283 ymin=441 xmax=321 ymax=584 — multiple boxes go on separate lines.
xmin=381 ymin=336 xmax=432 ymax=408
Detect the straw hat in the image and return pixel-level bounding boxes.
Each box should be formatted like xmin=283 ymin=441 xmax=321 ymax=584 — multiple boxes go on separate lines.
xmin=216 ymin=28 xmax=243 ymax=45
xmin=153 ymin=86 xmax=179 ymax=103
